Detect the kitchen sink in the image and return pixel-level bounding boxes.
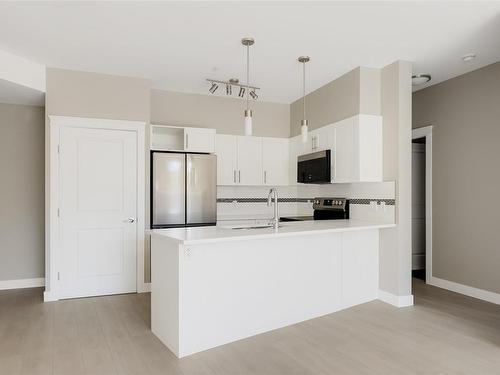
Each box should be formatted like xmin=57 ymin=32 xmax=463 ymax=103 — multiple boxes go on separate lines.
xmin=227 ymin=224 xmax=282 ymax=230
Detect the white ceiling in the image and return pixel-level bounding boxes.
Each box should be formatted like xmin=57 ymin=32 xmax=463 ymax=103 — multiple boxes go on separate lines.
xmin=0 ymin=1 xmax=499 ymax=103
xmin=0 ymin=79 xmax=45 ymax=106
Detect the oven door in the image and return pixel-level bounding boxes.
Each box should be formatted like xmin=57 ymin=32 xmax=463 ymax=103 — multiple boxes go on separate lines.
xmin=297 ymin=150 xmax=331 ymax=183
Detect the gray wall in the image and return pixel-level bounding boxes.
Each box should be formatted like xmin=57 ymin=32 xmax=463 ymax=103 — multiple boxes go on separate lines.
xmin=289 ymin=67 xmax=381 ymax=136
xmin=151 ymin=89 xmax=290 ymax=137
xmin=413 ymin=61 xmax=500 ymax=294
xmin=0 ymin=103 xmax=45 ymax=281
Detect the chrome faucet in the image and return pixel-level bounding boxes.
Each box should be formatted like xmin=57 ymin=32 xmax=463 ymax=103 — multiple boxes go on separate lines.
xmin=267 ymin=188 xmax=279 ymax=230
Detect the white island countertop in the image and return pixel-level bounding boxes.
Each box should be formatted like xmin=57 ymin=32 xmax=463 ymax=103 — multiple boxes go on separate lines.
xmin=151 ymin=219 xmax=395 ymax=245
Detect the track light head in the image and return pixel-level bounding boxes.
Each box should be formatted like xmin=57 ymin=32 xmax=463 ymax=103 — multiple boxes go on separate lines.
xmin=209 ymin=82 xmax=218 ymax=94
xmin=226 ymin=84 xmax=232 ymax=95
xmin=238 ymin=87 xmax=245 ymax=98
xmin=249 ymin=90 xmax=258 ymax=100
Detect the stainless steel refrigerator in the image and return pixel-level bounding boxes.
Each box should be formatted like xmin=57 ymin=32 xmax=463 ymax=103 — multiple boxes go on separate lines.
xmin=151 ymin=152 xmax=217 ymax=228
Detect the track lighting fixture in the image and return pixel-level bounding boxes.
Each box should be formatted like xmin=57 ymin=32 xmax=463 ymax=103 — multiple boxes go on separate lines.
xmin=238 ymin=87 xmax=245 ymax=98
xmin=249 ymin=90 xmax=258 ymax=100
xmin=226 ymin=84 xmax=232 ymax=95
xmin=209 ymin=82 xmax=218 ymax=94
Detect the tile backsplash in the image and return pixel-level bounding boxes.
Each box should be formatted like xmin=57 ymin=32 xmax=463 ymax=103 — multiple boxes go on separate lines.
xmin=217 ymin=182 xmax=395 ymax=223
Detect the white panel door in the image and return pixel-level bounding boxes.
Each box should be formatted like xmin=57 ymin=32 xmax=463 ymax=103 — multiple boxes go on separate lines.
xmin=262 ymin=137 xmax=289 ymax=185
xmin=237 ymin=136 xmax=262 ymax=185
xmin=185 ymin=128 xmax=216 ymax=153
xmin=215 ymin=134 xmax=237 ymax=185
xmin=59 ymin=127 xmax=137 ymax=298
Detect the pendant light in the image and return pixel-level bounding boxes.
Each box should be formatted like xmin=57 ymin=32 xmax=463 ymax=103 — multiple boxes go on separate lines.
xmin=242 ymin=37 xmax=254 ymax=136
xmin=298 ymin=56 xmax=310 ymax=143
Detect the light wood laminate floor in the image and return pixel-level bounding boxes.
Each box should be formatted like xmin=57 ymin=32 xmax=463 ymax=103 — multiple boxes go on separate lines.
xmin=1 ymin=279 xmax=500 ymax=375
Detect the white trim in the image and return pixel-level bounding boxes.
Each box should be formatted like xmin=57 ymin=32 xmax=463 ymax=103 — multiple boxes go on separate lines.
xmin=378 ymin=290 xmax=414 ymax=307
xmin=0 ymin=278 xmax=45 ymax=291
xmin=45 ymin=116 xmax=146 ymax=302
xmin=429 ymin=276 xmax=500 ymax=306
xmin=0 ymin=49 xmax=46 ymax=92
xmin=141 ymin=282 xmax=151 ymax=293
xmin=412 ymin=125 xmax=433 ymax=284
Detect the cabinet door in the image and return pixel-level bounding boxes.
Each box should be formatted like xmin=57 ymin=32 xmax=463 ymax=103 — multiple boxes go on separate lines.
xmin=262 ymin=138 xmax=289 ymax=185
xmin=215 ymin=134 xmax=237 ymax=185
xmin=341 ymin=230 xmax=379 ymax=308
xmin=289 ymin=136 xmax=301 ymax=184
xmin=185 ymin=128 xmax=216 ymax=153
xmin=316 ymin=124 xmax=335 ymax=152
xmin=333 ymin=118 xmax=355 ymax=183
xmin=237 ymin=136 xmax=262 ymax=185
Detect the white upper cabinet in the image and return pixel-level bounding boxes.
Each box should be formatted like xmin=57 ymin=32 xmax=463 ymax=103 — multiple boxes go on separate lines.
xmin=184 ymin=127 xmax=216 ymax=153
xmin=333 ymin=115 xmax=382 ymax=183
xmin=150 ymin=125 xmax=215 ymax=153
xmin=262 ymin=137 xmax=289 ymax=186
xmin=237 ymin=136 xmax=263 ymax=185
xmin=215 ymin=135 xmax=263 ymax=186
xmin=215 ymin=134 xmax=238 ymax=185
xmin=289 ymin=115 xmax=382 ymax=184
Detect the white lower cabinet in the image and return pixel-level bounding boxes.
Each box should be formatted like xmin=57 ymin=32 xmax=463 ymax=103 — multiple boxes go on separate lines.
xmin=262 ymin=137 xmax=289 ymax=185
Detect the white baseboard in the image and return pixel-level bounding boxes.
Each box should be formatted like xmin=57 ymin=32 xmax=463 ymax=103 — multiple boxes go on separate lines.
xmin=0 ymin=277 xmax=45 ymax=291
xmin=43 ymin=290 xmax=59 ymax=302
xmin=429 ymin=276 xmax=500 ymax=306
xmin=378 ymin=289 xmax=414 ymax=307
xmin=139 ymin=282 xmax=151 ymax=293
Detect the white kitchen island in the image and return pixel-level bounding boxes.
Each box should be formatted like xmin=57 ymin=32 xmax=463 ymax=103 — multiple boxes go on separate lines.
xmin=151 ymin=220 xmax=395 ymax=358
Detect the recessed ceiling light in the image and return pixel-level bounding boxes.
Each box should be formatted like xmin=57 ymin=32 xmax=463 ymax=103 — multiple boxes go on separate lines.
xmin=412 ymin=74 xmax=431 ymax=86
xmin=462 ymin=53 xmax=476 ymax=62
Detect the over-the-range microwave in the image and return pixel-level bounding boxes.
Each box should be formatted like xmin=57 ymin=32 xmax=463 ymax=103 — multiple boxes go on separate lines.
xmin=297 ymin=149 xmax=332 ymax=184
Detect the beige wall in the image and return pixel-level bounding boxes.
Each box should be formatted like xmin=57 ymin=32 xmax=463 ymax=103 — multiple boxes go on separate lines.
xmin=379 ymin=61 xmax=413 ymax=297
xmin=0 ymin=103 xmax=45 ymax=281
xmin=413 ymin=61 xmax=500 ymax=294
xmin=46 ymin=68 xmax=150 ymax=121
xmin=151 ymin=89 xmax=290 ymax=137
xmin=289 ymin=67 xmax=381 ymax=136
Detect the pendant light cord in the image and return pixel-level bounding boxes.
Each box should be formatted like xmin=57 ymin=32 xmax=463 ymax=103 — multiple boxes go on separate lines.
xmin=302 ymin=61 xmax=306 ymax=121
xmin=246 ymin=45 xmax=250 ymax=112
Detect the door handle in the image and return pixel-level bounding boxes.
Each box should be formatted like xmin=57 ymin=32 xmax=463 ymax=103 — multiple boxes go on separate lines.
xmin=185 ymin=133 xmax=189 ymax=149
xmin=238 ymin=170 xmax=241 ymax=183
xmin=124 ymin=218 xmax=136 ymax=223
xmin=233 ymin=170 xmax=236 ymax=184
xmin=264 ymin=171 xmax=267 ymax=184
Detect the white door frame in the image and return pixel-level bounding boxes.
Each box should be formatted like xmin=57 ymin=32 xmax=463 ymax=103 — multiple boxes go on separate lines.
xmin=412 ymin=125 xmax=433 ymax=283
xmin=45 ymin=116 xmax=146 ymax=302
